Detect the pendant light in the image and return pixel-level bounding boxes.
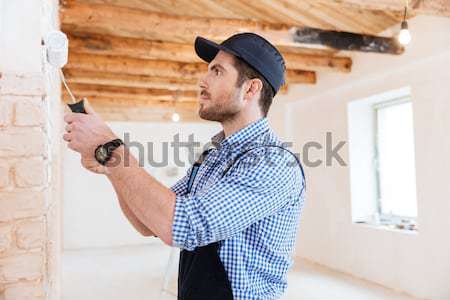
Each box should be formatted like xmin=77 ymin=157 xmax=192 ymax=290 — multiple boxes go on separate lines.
xmin=398 ymin=2 xmax=412 ymax=45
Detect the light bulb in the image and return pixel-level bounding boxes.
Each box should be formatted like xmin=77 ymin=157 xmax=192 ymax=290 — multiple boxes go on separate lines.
xmin=171 ymin=112 xmax=180 ymax=122
xmin=398 ymin=21 xmax=411 ymax=45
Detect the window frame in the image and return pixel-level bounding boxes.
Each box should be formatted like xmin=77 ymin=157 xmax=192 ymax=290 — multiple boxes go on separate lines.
xmin=372 ymin=96 xmax=417 ymax=229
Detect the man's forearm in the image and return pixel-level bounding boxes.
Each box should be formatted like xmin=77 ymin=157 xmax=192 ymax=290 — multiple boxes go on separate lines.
xmin=114 ymin=182 xmax=156 ymax=237
xmin=106 ymin=145 xmax=176 ymax=245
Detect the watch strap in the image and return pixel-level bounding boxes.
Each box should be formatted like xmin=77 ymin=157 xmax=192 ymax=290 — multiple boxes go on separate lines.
xmin=104 ymin=138 xmax=124 ymax=152
xmin=95 ymin=138 xmax=124 ymax=165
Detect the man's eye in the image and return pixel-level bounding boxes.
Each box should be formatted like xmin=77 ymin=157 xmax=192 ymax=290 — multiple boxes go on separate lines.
xmin=215 ymin=69 xmax=221 ymax=75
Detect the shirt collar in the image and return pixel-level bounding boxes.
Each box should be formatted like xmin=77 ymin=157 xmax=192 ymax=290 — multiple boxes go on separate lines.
xmin=211 ymin=117 xmax=270 ymax=151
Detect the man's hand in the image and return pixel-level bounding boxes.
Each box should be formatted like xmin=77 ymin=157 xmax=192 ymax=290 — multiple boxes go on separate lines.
xmin=63 ymin=99 xmax=117 ymax=174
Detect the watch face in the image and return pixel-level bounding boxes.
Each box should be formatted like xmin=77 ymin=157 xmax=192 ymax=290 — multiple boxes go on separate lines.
xmin=96 ymin=146 xmax=109 ymax=162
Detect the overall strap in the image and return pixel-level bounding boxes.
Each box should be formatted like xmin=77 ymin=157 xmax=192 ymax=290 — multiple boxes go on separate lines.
xmin=187 ymin=148 xmax=214 ymax=193
xmin=187 ymin=145 xmax=306 ymax=194
xmin=222 ymin=145 xmax=306 ymax=189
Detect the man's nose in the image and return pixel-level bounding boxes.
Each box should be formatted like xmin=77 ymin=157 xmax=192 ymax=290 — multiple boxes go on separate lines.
xmin=198 ymin=74 xmax=208 ymax=90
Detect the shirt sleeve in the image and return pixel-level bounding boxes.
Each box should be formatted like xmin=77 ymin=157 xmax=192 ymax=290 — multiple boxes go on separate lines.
xmin=171 ymin=148 xmax=304 ymax=250
xmin=169 ymin=165 xmax=193 ymax=196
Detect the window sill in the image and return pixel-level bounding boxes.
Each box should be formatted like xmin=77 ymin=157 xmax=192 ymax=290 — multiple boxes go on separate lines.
xmin=353 ymin=221 xmax=418 ymax=235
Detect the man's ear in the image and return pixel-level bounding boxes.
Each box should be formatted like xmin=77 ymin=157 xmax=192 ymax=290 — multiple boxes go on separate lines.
xmin=244 ymin=79 xmax=263 ymax=101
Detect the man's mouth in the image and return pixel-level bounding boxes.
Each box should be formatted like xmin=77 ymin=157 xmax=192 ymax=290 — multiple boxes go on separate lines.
xmin=199 ymin=90 xmax=210 ymax=100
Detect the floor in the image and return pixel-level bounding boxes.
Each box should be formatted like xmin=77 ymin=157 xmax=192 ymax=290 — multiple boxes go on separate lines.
xmin=62 ymin=244 xmax=418 ymax=300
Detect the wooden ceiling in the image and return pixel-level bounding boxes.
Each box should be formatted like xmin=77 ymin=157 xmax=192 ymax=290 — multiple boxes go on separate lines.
xmin=59 ymin=0 xmax=447 ymax=122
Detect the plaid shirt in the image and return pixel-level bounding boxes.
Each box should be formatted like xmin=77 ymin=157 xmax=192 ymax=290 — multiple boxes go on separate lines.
xmin=171 ymin=117 xmax=305 ymax=299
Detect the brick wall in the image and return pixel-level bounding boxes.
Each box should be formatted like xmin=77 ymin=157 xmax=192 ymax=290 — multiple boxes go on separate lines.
xmin=0 ymin=1 xmax=63 ymax=299
xmin=0 ymin=75 xmax=48 ymax=299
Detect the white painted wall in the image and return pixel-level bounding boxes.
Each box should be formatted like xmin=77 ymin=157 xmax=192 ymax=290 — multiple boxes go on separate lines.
xmin=0 ymin=0 xmax=43 ymax=73
xmin=63 ymin=121 xmax=221 ymax=250
xmin=283 ymin=16 xmax=450 ymax=300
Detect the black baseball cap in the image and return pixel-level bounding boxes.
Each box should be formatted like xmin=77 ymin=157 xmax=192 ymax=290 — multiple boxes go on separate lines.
xmin=194 ymin=32 xmax=286 ymax=95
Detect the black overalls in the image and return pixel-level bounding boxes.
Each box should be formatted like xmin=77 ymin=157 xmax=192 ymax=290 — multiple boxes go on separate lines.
xmin=177 ymin=146 xmax=305 ymax=300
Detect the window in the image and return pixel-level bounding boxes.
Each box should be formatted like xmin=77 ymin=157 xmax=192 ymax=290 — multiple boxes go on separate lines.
xmin=374 ymin=99 xmax=418 ymax=225
xmin=347 ymin=88 xmax=418 ymax=232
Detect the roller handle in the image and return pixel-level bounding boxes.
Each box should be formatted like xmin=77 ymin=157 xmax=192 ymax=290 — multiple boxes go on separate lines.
xmin=67 ymin=99 xmax=87 ymax=114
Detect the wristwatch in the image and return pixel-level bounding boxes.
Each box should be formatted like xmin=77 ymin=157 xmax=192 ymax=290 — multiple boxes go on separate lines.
xmin=94 ymin=138 xmax=124 ymax=165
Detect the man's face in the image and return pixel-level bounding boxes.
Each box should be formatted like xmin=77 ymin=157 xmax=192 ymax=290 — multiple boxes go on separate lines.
xmin=197 ymin=50 xmax=244 ymax=122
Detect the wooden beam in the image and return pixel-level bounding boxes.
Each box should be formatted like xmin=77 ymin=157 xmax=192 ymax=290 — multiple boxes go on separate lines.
xmin=316 ymin=0 xmax=450 ymax=18
xmin=64 ymin=96 xmax=201 ymax=122
xmin=286 ymin=70 xmax=317 ymax=85
xmin=282 ymin=52 xmax=351 ymax=72
xmin=64 ymin=69 xmax=199 ymax=91
xmin=292 ymin=27 xmax=404 ymax=54
xmin=66 ymin=53 xmax=206 ymax=78
xmin=67 ymin=33 xmax=352 ymax=73
xmin=63 ymin=83 xmax=199 ymax=103
xmin=68 ymin=33 xmax=196 ymax=64
xmin=63 ymin=69 xmax=290 ymax=94
xmin=63 ymin=93 xmax=198 ymax=109
xmin=65 ymin=53 xmax=317 ymax=84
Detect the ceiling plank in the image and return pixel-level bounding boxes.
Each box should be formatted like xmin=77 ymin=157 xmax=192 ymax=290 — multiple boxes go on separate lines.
xmin=64 ymin=0 xmax=252 ymax=20
xmin=252 ymin=0 xmax=336 ymax=29
xmin=60 ymin=2 xmax=294 ymax=45
xmin=65 ymin=0 xmax=404 ymax=32
xmin=67 ymin=33 xmax=352 ymax=72
xmin=65 ymin=53 xmax=317 ymax=84
xmin=212 ymin=0 xmax=273 ymax=22
xmin=60 ymin=1 xmax=402 ymax=51
xmin=305 ymin=0 xmax=380 ymax=34
xmin=316 ymin=0 xmax=449 ymax=18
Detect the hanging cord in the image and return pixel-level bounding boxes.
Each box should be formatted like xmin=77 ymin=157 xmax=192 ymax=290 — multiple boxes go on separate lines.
xmin=404 ymin=0 xmax=409 ymax=20
xmin=59 ymin=69 xmax=77 ymax=104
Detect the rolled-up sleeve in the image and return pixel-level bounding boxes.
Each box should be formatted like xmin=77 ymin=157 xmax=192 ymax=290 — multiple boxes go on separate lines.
xmin=169 ymin=165 xmax=193 ymax=196
xmin=171 ymin=148 xmax=304 ymax=250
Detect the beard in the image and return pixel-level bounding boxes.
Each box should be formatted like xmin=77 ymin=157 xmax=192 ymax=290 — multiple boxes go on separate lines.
xmin=198 ymin=89 xmax=241 ymax=122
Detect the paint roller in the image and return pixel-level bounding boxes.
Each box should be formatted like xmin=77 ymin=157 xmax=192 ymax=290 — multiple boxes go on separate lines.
xmin=43 ymin=30 xmax=86 ymax=114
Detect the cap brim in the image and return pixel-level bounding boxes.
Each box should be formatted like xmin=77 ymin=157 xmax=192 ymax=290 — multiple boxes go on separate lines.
xmin=195 ymin=37 xmax=220 ymax=63
xmin=195 ymin=36 xmax=241 ymax=63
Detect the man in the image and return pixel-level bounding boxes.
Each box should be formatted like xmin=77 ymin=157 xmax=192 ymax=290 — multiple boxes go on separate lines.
xmin=63 ymin=32 xmax=305 ymax=299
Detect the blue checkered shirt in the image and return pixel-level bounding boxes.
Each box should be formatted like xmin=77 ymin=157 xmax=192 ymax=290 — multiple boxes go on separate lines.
xmin=171 ymin=117 xmax=305 ymax=299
